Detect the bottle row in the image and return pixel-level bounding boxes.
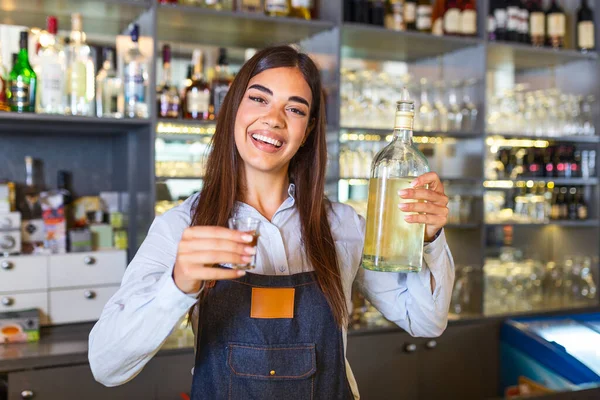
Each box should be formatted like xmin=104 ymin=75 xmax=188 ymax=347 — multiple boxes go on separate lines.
xmin=0 ymin=158 xmax=128 ymax=256
xmin=485 ymin=183 xmax=590 ymax=224
xmin=486 ymin=145 xmax=597 ymax=180
xmin=489 ymin=0 xmax=596 ymax=52
xmin=343 ymin=0 xmax=478 ymax=37
xmin=0 ymin=16 xmax=149 ymax=118
xmin=159 ymin=0 xmax=316 ymax=19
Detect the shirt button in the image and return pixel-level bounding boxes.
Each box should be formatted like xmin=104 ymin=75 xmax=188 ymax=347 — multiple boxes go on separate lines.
xmin=279 ymin=265 xmax=286 ymax=272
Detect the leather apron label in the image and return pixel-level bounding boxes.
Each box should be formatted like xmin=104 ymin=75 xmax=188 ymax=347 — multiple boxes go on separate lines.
xmin=250 ymin=288 xmax=295 ymax=319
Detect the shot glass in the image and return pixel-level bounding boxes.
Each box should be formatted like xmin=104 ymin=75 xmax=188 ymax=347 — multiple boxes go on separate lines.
xmin=228 ymin=217 xmax=260 ymax=270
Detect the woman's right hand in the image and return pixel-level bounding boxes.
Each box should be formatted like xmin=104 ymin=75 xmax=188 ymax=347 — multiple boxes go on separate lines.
xmin=173 ymin=226 xmax=256 ymax=294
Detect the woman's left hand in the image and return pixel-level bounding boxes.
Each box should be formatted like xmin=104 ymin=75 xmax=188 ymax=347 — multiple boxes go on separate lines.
xmin=398 ymin=172 xmax=449 ymax=242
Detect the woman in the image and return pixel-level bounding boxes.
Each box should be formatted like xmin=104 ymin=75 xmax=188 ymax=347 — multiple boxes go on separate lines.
xmin=89 ymin=45 xmax=455 ymax=399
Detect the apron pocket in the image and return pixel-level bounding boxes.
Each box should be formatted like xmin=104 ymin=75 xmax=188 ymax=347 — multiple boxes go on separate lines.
xmin=227 ymin=342 xmax=317 ymax=400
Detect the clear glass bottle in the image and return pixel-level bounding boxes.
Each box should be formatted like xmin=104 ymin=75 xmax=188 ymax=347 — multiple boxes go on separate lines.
xmin=433 ymin=81 xmax=448 ymax=132
xmin=362 ymin=88 xmax=430 ymax=273
xmin=290 ymin=0 xmax=312 ymax=19
xmin=265 ymin=0 xmax=290 ymax=16
xmin=38 ymin=16 xmax=66 ymax=114
xmin=211 ymin=48 xmax=233 ymax=119
xmin=157 ymin=45 xmax=180 ymax=119
xmin=447 ymin=81 xmax=463 ymax=131
xmin=123 ymin=24 xmax=149 ymax=118
xmin=8 ymin=31 xmax=37 ymax=113
xmin=183 ymin=50 xmax=211 ymax=120
xmin=96 ymin=48 xmax=123 ymax=118
xmin=66 ymin=13 xmax=95 ymax=116
xmin=460 ymin=79 xmax=478 ymax=133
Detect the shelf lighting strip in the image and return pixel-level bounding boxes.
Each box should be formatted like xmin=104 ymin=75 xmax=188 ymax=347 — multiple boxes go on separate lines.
xmin=484 ymin=180 xmax=556 ymax=189
xmin=157 ymin=122 xmax=216 ymax=135
xmin=340 ymin=132 xmax=444 ymax=143
xmin=486 ymin=136 xmax=550 ymax=149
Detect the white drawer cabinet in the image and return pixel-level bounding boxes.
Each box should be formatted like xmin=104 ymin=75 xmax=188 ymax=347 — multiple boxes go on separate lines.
xmin=49 ymin=250 xmax=126 ymax=289
xmin=0 ymin=291 xmax=49 ymax=324
xmin=49 ymin=286 xmax=119 ymax=324
xmin=0 ymin=255 xmax=48 ymax=293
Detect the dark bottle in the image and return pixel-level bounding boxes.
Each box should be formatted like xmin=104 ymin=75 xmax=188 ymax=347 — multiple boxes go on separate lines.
xmin=519 ymin=0 xmax=530 ymax=43
xmin=554 ymin=146 xmax=567 ymax=178
xmin=528 ymin=0 xmax=545 ymax=46
xmin=157 ymin=45 xmax=181 ymax=119
xmin=571 ymin=150 xmax=582 ymax=178
xmin=416 ymin=0 xmax=433 ymax=33
xmin=369 ymin=0 xmax=385 ymax=26
xmin=57 ymin=170 xmax=75 ymax=232
xmin=443 ymin=0 xmax=461 ymax=36
xmin=211 ymin=48 xmax=233 ymax=119
xmin=544 ymin=147 xmax=555 ymax=178
xmin=558 ymin=186 xmax=568 ymax=219
xmin=488 ymin=0 xmax=497 ymax=41
xmin=568 ymin=187 xmax=578 ymax=220
xmin=494 ymin=0 xmax=508 ymax=41
xmin=183 ymin=50 xmax=211 ymax=121
xmin=18 ymin=156 xmax=44 ymax=254
xmin=8 ymin=31 xmax=37 ymax=113
xmin=404 ymin=0 xmax=417 ymax=30
xmin=352 ymin=0 xmax=369 ymax=24
xmin=546 ymin=0 xmax=565 ymax=49
xmin=506 ymin=0 xmax=521 ymax=41
xmin=344 ymin=0 xmax=353 ymax=22
xmin=577 ymin=0 xmax=595 ymax=52
xmin=577 ymin=188 xmax=588 ymax=220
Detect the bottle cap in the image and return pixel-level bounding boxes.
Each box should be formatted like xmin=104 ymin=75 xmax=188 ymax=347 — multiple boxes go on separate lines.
xmin=218 ymin=47 xmax=228 ymax=66
xmin=394 ymin=87 xmax=415 ymax=130
xmin=130 ymin=24 xmax=139 ymax=43
xmin=19 ymin=31 xmax=28 ymax=50
xmin=47 ymin=16 xmax=58 ymax=35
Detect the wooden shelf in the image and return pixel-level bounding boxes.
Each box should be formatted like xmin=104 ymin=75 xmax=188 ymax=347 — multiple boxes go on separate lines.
xmin=0 ymin=112 xmax=150 ymax=134
xmin=341 ymin=23 xmax=483 ymax=62
xmin=157 ymin=4 xmax=335 ymax=47
xmin=487 ymin=41 xmax=599 ymax=71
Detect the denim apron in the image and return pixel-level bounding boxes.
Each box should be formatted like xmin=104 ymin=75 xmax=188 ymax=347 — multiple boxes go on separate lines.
xmin=190 ymin=271 xmax=353 ymax=399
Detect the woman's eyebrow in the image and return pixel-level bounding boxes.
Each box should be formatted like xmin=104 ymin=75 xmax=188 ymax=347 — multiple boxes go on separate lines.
xmin=249 ymin=84 xmax=310 ymax=108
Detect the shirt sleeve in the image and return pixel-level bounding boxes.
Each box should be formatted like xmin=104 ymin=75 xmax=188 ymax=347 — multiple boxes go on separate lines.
xmin=354 ymin=213 xmax=455 ymax=337
xmin=88 ymin=201 xmax=198 ymax=387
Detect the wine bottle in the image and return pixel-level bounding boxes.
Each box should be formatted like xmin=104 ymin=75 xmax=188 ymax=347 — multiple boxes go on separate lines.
xmin=546 ymin=0 xmax=566 ymax=49
xmin=529 ymin=0 xmax=545 ymax=46
xmin=431 ymin=0 xmax=445 ymax=36
xmin=488 ymin=0 xmax=497 ymax=41
xmin=519 ymin=0 xmax=529 ymax=43
xmin=404 ymin=0 xmax=417 ymax=30
xmin=460 ymin=0 xmax=477 ymax=37
xmin=507 ymin=0 xmax=520 ymax=41
xmin=494 ymin=0 xmax=508 ymax=41
xmin=416 ymin=0 xmax=432 ymax=33
xmin=444 ymin=0 xmax=461 ymax=36
xmin=385 ymin=0 xmax=405 ymax=31
xmin=8 ymin=31 xmax=37 ymax=113
xmin=577 ymin=0 xmax=595 ymax=52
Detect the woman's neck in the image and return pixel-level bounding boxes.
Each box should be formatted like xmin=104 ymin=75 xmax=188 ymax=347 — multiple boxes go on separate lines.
xmin=242 ymin=167 xmax=290 ymax=221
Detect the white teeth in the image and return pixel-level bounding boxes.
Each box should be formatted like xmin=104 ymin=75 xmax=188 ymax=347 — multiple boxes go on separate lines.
xmin=251 ymin=133 xmax=282 ymax=148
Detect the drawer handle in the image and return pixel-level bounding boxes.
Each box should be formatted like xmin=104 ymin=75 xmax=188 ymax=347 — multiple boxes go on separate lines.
xmin=84 ymin=290 xmax=96 ymax=300
xmin=21 ymin=390 xmax=35 ymax=399
xmin=84 ymin=256 xmax=96 ymax=265
xmin=1 ymin=297 xmax=14 ymax=306
xmin=1 ymin=260 xmax=14 ymax=270
xmin=404 ymin=343 xmax=417 ymax=353
xmin=425 ymin=340 xmax=437 ymax=350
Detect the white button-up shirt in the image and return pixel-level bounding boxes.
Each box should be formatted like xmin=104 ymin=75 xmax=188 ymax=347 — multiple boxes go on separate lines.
xmin=89 ymin=184 xmax=455 ymax=399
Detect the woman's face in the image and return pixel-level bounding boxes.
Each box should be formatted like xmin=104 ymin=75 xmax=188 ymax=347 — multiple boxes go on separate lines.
xmin=234 ymin=67 xmax=313 ymax=176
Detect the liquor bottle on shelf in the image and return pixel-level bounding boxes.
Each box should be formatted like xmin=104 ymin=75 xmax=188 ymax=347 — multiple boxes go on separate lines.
xmin=369 ymin=0 xmax=385 ymax=26
xmin=416 ymin=0 xmax=432 ymax=33
xmin=352 ymin=0 xmax=369 ymax=24
xmin=529 ymin=0 xmax=545 ymax=47
xmin=96 ymin=48 xmax=123 ymax=118
xmin=494 ymin=0 xmax=508 ymax=41
xmin=506 ymin=0 xmax=520 ymax=41
xmin=546 ymin=0 xmax=565 ymax=49
xmin=183 ymin=50 xmax=211 ymax=120
xmin=488 ymin=1 xmax=497 ymax=41
xmin=66 ymin=13 xmax=95 ymax=116
xmin=238 ymin=0 xmax=265 ymax=13
xmin=404 ymin=0 xmax=417 ymax=31
xmin=443 ymin=0 xmax=461 ymax=36
xmin=577 ymin=0 xmax=595 ymax=52
xmin=157 ymin=45 xmax=180 ymax=119
xmin=0 ymin=43 xmax=9 ymax=111
xmin=211 ymin=48 xmax=233 ymax=119
xmin=265 ymin=0 xmax=290 ymax=16
xmin=576 ymin=188 xmax=588 ymax=220
xmin=344 ymin=0 xmax=353 ymax=21
xmin=568 ymin=187 xmax=578 ymax=220
xmin=385 ymin=0 xmax=405 ymax=31
xmin=123 ymin=24 xmax=148 ymax=119
xmin=290 ymin=0 xmax=312 ymax=20
xmin=18 ymin=156 xmax=44 ymax=254
xmin=38 ymin=16 xmax=66 ymax=115
xmin=460 ymin=0 xmax=477 ymax=37
xmin=519 ymin=0 xmax=529 ymax=43
xmin=8 ymin=31 xmax=37 ymax=113
xmin=362 ymin=88 xmax=430 ymax=273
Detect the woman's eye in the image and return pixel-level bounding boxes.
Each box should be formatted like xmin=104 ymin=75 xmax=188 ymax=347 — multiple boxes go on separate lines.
xmin=249 ymin=96 xmax=266 ymax=104
xmin=289 ymin=108 xmax=307 ymax=116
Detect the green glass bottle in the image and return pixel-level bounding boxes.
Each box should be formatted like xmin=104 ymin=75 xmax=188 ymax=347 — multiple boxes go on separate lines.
xmin=8 ymin=31 xmax=37 ymax=113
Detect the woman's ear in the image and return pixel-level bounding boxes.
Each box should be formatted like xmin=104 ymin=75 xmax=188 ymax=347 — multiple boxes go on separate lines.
xmin=302 ymin=118 xmax=316 ymax=146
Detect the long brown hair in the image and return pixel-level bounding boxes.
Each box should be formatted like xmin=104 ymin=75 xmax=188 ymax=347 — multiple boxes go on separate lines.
xmin=189 ymin=45 xmax=347 ymax=327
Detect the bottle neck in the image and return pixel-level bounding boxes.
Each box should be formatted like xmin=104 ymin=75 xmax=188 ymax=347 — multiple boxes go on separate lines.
xmin=163 ymin=61 xmax=172 ymax=85
xmin=393 ymin=108 xmax=414 ymax=143
xmin=18 ymin=47 xmax=29 ymax=64
xmin=393 ymin=127 xmax=414 ymax=144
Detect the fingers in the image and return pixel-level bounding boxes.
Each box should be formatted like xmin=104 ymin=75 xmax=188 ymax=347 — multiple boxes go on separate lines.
xmin=398 ymin=202 xmax=449 ymax=217
xmin=410 ymin=172 xmax=444 ymax=194
xmin=399 ymin=188 xmax=449 ymax=205
xmin=182 ymin=226 xmax=254 ymax=243
xmin=179 ymin=237 xmax=256 ymax=256
xmin=178 ymin=251 xmax=253 ymax=268
xmin=403 ymin=213 xmax=447 ymax=226
xmin=184 ymin=264 xmax=246 ymax=281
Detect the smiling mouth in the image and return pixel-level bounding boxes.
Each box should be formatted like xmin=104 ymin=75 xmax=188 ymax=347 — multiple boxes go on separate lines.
xmin=251 ymin=133 xmax=283 ymax=148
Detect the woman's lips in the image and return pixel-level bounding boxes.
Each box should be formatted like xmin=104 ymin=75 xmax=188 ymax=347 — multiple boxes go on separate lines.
xmin=250 ymin=134 xmax=285 ymax=154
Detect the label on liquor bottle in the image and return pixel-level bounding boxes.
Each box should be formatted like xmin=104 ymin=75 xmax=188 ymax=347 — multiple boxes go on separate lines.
xmin=404 ymin=2 xmax=416 ymax=23
xmin=507 ymin=6 xmax=519 ymax=31
xmin=578 ymin=21 xmax=595 ymax=50
xmin=494 ymin=9 xmax=507 ymax=29
xmin=213 ymin=84 xmax=230 ymax=117
xmin=265 ymin=0 xmax=289 ymax=12
xmin=124 ymin=65 xmax=146 ymax=104
xmin=443 ymin=8 xmax=460 ymax=34
xmin=432 ymin=17 xmax=443 ymax=36
xmin=394 ymin=111 xmax=414 ymax=131
xmin=70 ymin=61 xmax=87 ymax=98
xmin=10 ymin=80 xmax=30 ymax=108
xmin=416 ymin=5 xmax=432 ymax=30
xmin=548 ymin=13 xmax=566 ymax=37
xmin=187 ymin=89 xmax=210 ymax=114
xmin=385 ymin=13 xmax=404 ymax=31
xmin=530 ymin=12 xmax=545 ymax=36
xmin=291 ymin=0 xmax=311 ymax=7
xmin=460 ymin=9 xmax=477 ymax=35
xmin=41 ymin=63 xmax=64 ymax=108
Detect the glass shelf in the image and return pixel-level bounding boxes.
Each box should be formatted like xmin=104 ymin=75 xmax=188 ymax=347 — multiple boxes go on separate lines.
xmin=341 ymin=23 xmax=483 ymax=62
xmin=157 ymin=4 xmax=335 ymax=48
xmin=486 ymin=133 xmax=600 ymax=144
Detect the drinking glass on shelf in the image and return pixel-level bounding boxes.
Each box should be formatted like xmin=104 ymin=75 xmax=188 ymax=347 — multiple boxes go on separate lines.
xmin=417 ymin=78 xmax=435 ymax=132
xmin=228 ymin=217 xmax=260 ymax=270
xmin=460 ymin=79 xmax=478 ymax=133
xmin=433 ymin=81 xmax=449 ymax=132
xmin=447 ymin=81 xmax=463 ymax=132
xmin=451 ymin=265 xmax=476 ymax=315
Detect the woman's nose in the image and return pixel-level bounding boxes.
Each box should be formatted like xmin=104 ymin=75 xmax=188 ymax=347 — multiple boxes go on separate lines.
xmin=260 ymin=105 xmax=285 ymax=129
